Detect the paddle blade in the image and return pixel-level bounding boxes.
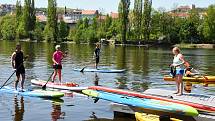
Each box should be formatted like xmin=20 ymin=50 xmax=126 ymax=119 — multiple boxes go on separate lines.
xmin=42 ymin=85 xmax=46 ymax=90
xmin=80 ymin=66 xmax=86 ymax=72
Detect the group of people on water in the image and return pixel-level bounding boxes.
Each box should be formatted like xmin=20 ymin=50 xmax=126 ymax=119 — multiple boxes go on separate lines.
xmin=11 ymin=43 xmax=195 ymax=96
xmin=11 ymin=43 xmax=100 ymax=91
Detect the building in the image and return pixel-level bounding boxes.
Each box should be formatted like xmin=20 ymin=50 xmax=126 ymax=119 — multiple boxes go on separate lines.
xmin=0 ymin=4 xmax=16 ymax=16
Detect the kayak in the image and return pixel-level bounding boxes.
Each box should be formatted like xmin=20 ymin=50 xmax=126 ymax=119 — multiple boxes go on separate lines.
xmin=82 ymin=89 xmax=198 ymax=116
xmin=88 ymin=86 xmax=215 ymax=113
xmin=73 ymin=68 xmax=126 ymax=73
xmin=163 ymin=75 xmax=215 ymax=82
xmin=135 ymin=112 xmax=181 ymax=121
xmin=0 ymin=86 xmax=64 ymax=98
xmin=31 ymin=79 xmax=87 ymax=91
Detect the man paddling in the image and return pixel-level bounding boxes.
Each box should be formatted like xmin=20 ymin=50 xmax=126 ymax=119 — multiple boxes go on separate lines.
xmin=11 ymin=43 xmax=25 ymax=91
xmin=94 ymin=44 xmax=100 ymax=69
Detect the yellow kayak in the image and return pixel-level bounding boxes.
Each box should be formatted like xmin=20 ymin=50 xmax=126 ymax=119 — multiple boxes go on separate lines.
xmin=163 ymin=75 xmax=215 ymax=82
xmin=135 ymin=112 xmax=181 ymax=121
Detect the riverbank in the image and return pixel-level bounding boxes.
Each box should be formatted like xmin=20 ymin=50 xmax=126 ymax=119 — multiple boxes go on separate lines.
xmin=174 ymin=44 xmax=215 ymax=49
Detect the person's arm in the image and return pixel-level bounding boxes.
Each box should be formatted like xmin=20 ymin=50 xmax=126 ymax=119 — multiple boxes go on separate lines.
xmin=11 ymin=52 xmax=16 ymax=69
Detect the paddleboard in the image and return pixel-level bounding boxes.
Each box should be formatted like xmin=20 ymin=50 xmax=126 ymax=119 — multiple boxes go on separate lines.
xmin=82 ymin=89 xmax=198 ymax=116
xmin=73 ymin=68 xmax=125 ymax=73
xmin=163 ymin=75 xmax=215 ymax=82
xmin=135 ymin=112 xmax=181 ymax=121
xmin=144 ymin=89 xmax=215 ymax=112
xmin=88 ymin=86 xmax=215 ymax=113
xmin=31 ymin=79 xmax=87 ymax=91
xmin=0 ymin=86 xmax=64 ymax=98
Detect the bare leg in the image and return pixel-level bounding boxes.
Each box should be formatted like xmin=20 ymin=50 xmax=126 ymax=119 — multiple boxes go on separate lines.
xmin=15 ymin=75 xmax=20 ymax=90
xmin=52 ymin=69 xmax=57 ymax=82
xmin=58 ymin=69 xmax=62 ymax=83
xmin=174 ymin=76 xmax=179 ymax=94
xmin=20 ymin=73 xmax=25 ymax=90
xmin=177 ymin=75 xmax=183 ymax=96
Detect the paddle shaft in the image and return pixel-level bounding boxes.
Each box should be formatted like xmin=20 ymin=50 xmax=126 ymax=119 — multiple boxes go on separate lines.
xmin=0 ymin=62 xmax=24 ymax=90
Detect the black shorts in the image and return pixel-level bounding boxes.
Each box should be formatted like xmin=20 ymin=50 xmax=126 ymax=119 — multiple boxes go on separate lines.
xmin=53 ymin=64 xmax=62 ymax=69
xmin=96 ymin=57 xmax=99 ymax=64
xmin=16 ymin=65 xmax=25 ymax=76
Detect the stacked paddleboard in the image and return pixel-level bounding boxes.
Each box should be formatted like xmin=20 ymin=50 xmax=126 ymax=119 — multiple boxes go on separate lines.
xmin=31 ymin=79 xmax=87 ymax=91
xmin=0 ymin=86 xmax=64 ymax=98
xmin=82 ymin=89 xmax=198 ymax=116
xmin=89 ymin=86 xmax=215 ymax=113
xmin=135 ymin=112 xmax=182 ymax=121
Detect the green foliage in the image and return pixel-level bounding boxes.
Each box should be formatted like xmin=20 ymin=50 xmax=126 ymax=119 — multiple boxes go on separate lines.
xmin=58 ymin=20 xmax=69 ymax=39
xmin=0 ymin=15 xmax=16 ymax=40
xmin=44 ymin=0 xmax=58 ymax=42
xmin=118 ymin=0 xmax=130 ymax=44
xmin=33 ymin=22 xmax=44 ymax=41
xmin=202 ymin=5 xmax=215 ymax=43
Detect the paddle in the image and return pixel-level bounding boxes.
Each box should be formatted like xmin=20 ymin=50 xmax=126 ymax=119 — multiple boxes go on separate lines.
xmin=42 ymin=71 xmax=54 ymax=90
xmin=0 ymin=55 xmax=28 ymax=90
xmin=80 ymin=59 xmax=95 ymax=73
xmin=42 ymin=51 xmax=68 ymax=90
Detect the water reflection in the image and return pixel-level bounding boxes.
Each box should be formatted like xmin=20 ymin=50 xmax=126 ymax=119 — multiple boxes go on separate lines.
xmin=51 ymin=103 xmax=65 ymax=121
xmin=94 ymin=73 xmax=99 ymax=86
xmin=13 ymin=96 xmax=25 ymax=121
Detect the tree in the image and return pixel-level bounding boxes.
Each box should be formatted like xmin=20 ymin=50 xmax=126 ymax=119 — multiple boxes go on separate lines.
xmin=58 ymin=19 xmax=69 ymax=40
xmin=44 ymin=0 xmax=58 ymax=41
xmin=118 ymin=0 xmax=130 ymax=44
xmin=133 ymin=0 xmax=143 ymax=40
xmin=15 ymin=0 xmax=22 ymax=28
xmin=142 ymin=0 xmax=152 ymax=41
xmin=202 ymin=5 xmax=215 ymax=43
xmin=0 ymin=15 xmax=16 ymax=40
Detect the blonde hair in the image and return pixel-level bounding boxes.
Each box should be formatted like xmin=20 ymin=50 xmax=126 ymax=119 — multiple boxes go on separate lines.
xmin=173 ymin=47 xmax=180 ymax=53
xmin=55 ymin=45 xmax=60 ymax=50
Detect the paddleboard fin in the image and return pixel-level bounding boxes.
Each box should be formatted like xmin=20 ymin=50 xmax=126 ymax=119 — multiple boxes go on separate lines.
xmin=93 ymin=97 xmax=99 ymax=103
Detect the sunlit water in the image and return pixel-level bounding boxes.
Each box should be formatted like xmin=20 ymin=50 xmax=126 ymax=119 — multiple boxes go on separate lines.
xmin=0 ymin=41 xmax=215 ymax=121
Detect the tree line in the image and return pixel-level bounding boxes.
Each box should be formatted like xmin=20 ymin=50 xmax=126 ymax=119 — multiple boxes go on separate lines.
xmin=0 ymin=0 xmax=215 ymax=44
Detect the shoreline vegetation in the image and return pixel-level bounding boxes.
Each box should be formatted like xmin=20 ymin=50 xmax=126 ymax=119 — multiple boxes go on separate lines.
xmin=0 ymin=0 xmax=215 ymax=47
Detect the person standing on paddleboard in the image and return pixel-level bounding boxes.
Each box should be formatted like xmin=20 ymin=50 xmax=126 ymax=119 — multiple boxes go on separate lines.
xmin=94 ymin=44 xmax=100 ymax=69
xmin=52 ymin=45 xmax=66 ymax=83
xmin=170 ymin=47 xmax=185 ymax=96
xmin=11 ymin=43 xmax=25 ymax=91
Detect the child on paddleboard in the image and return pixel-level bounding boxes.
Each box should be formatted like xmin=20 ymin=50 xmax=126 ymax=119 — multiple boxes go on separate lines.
xmin=11 ymin=43 xmax=26 ymax=91
xmin=52 ymin=45 xmax=67 ymax=83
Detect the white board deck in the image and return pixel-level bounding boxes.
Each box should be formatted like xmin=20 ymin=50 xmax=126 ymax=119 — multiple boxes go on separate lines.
xmin=143 ymin=89 xmax=215 ymax=108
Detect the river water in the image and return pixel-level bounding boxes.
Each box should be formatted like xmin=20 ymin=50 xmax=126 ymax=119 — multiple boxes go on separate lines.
xmin=0 ymin=41 xmax=215 ymax=121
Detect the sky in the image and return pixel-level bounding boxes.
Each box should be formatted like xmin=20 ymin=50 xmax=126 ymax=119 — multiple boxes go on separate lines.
xmin=0 ymin=0 xmax=214 ymax=13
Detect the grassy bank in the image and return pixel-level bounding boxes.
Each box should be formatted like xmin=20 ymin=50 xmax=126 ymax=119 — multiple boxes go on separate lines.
xmin=174 ymin=44 xmax=215 ymax=49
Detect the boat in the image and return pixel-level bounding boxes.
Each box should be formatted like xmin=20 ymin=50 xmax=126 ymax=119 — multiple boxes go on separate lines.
xmin=73 ymin=68 xmax=126 ymax=73
xmin=88 ymin=86 xmax=215 ymax=113
xmin=0 ymin=86 xmax=64 ymax=98
xmin=135 ymin=112 xmax=181 ymax=121
xmin=163 ymin=75 xmax=215 ymax=82
xmin=82 ymin=89 xmax=198 ymax=116
xmin=31 ymin=79 xmax=87 ymax=91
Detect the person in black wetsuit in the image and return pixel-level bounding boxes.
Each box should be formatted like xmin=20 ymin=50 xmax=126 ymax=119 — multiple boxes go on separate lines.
xmin=11 ymin=43 xmax=25 ymax=91
xmin=94 ymin=44 xmax=100 ymax=69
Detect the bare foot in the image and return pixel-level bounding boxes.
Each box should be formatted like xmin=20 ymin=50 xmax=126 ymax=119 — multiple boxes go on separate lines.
xmin=176 ymin=93 xmax=183 ymax=96
xmin=173 ymin=91 xmax=179 ymax=94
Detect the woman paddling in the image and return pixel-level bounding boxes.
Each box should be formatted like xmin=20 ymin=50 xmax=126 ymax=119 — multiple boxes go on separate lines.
xmin=11 ymin=43 xmax=25 ymax=91
xmin=52 ymin=45 xmax=67 ymax=83
xmin=94 ymin=44 xmax=100 ymax=69
xmin=170 ymin=47 xmax=185 ymax=96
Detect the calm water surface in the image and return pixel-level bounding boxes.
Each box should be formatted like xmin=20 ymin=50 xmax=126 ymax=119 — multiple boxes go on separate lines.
xmin=0 ymin=41 xmax=215 ymax=121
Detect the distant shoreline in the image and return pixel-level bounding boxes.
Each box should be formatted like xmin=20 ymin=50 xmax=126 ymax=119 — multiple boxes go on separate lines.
xmin=174 ymin=44 xmax=215 ymax=49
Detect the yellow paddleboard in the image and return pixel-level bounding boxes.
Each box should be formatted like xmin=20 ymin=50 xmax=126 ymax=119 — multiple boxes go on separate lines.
xmin=135 ymin=112 xmax=182 ymax=121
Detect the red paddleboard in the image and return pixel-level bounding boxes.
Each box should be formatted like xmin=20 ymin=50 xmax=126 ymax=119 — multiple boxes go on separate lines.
xmin=88 ymin=86 xmax=215 ymax=113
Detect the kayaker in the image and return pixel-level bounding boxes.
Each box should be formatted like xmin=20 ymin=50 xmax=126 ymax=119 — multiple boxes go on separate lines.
xmin=170 ymin=47 xmax=185 ymax=96
xmin=94 ymin=43 xmax=100 ymax=69
xmin=11 ymin=43 xmax=25 ymax=91
xmin=52 ymin=45 xmax=67 ymax=83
